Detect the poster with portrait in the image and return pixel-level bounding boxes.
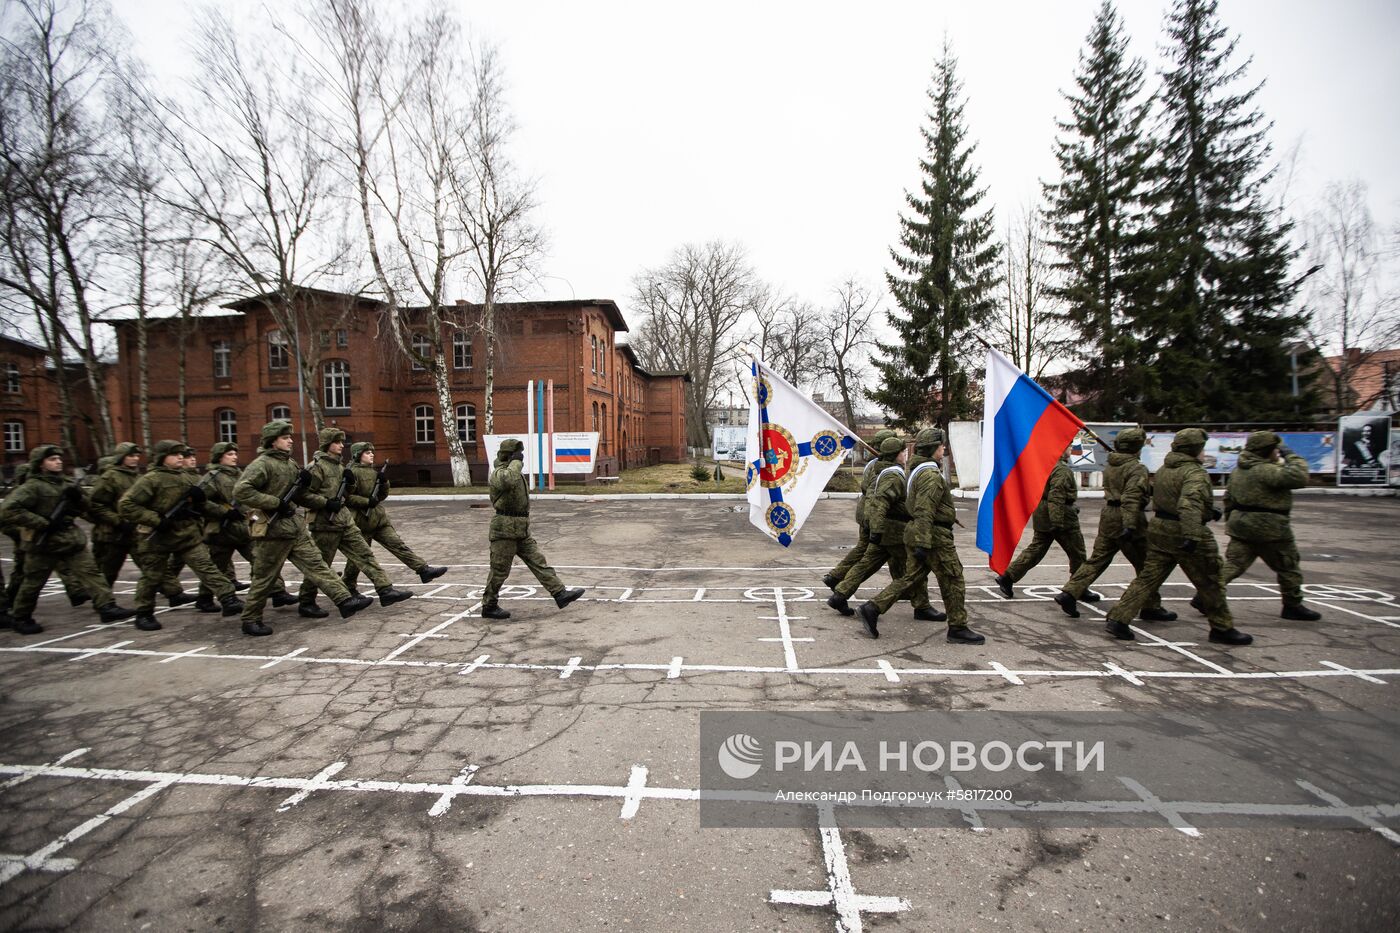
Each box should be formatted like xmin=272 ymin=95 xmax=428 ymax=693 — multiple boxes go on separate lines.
xmin=1337 ymin=414 xmax=1392 ymax=486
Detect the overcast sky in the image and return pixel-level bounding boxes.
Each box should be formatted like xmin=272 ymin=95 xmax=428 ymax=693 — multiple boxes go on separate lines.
xmin=112 ymin=0 xmax=1400 ymax=329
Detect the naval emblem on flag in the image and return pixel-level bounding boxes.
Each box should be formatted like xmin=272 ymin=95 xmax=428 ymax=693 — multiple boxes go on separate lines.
xmin=745 ymin=358 xmax=857 ymax=547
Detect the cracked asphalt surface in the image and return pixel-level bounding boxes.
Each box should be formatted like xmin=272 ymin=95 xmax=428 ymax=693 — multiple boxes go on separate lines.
xmin=1 ymin=494 xmax=1398 ymax=931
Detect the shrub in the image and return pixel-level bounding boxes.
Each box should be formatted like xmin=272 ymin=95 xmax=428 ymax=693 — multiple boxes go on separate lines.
xmin=689 ymin=463 xmax=711 ymax=483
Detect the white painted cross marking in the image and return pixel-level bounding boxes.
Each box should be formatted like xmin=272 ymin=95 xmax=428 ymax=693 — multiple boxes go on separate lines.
xmin=619 ymin=765 xmax=649 ymax=819
xmin=875 ymin=660 xmax=901 ymax=683
xmin=69 ymin=640 xmax=134 ymax=663
xmin=989 ymin=661 xmax=1024 ymax=685
xmin=559 ymin=657 xmax=584 ymax=679
xmin=1129 ymin=625 xmax=1233 ymax=674
xmin=1296 ymin=780 xmax=1400 ymax=845
xmin=667 ymin=656 xmax=684 ymax=679
xmin=428 ymin=765 xmax=480 ymax=817
xmin=1119 ymin=776 xmax=1200 ymax=837
xmin=159 ymin=645 xmax=211 ymax=664
xmin=1 ymin=748 xmax=87 ymax=790
xmin=944 ymin=775 xmax=986 ymax=832
xmin=276 ymin=762 xmax=347 ymax=812
xmin=458 ymin=654 xmax=491 ymax=676
xmin=379 ymin=603 xmax=481 ymax=663
xmin=1103 ymin=662 xmax=1145 ymax=686
xmin=260 ymin=647 xmax=309 ymax=669
xmin=1319 ymin=660 xmax=1387 ymax=685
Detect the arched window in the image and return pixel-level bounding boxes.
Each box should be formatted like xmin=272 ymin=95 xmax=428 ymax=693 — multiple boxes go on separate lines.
xmin=598 ymin=340 xmax=605 ymax=378
xmin=269 ymin=404 xmax=291 ymax=422
xmin=601 ymin=403 xmax=608 ymax=453
xmin=592 ymin=402 xmax=599 ymax=433
xmin=414 ymin=404 xmax=436 ymax=444
xmin=590 ymin=336 xmax=598 ymax=374
xmin=268 ymin=330 xmax=289 ymax=370
xmin=216 ymin=409 xmax=238 ymax=444
xmin=455 ymin=403 xmax=477 ymax=443
xmin=212 ymin=339 xmax=232 ymax=378
xmin=411 ymin=332 xmax=432 ymax=370
xmin=323 ymin=360 xmax=350 ymax=410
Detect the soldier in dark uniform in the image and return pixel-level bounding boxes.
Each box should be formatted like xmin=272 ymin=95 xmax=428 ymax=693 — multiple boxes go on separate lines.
xmin=0 ymin=445 xmax=136 ymax=635
xmin=195 ymin=441 xmax=295 ymax=613
xmin=87 ymin=442 xmax=143 ymax=585
xmin=481 ymin=438 xmax=583 ymax=620
xmin=2 ymin=463 xmax=90 ymax=621
xmin=1103 ymin=428 xmax=1251 ymax=645
xmin=995 ymin=449 xmax=1096 ymax=601
xmin=821 ymin=428 xmax=896 ymax=592
xmin=233 ymin=421 xmax=373 ymax=636
xmin=295 ymin=428 xmax=414 ymax=616
xmin=1221 ymin=431 xmax=1321 ymax=621
xmin=341 ymin=442 xmax=446 ymax=590
xmin=1054 ymin=428 xmax=1173 ymax=620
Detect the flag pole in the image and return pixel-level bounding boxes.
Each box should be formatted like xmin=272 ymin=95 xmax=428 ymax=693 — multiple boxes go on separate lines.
xmin=970 ymin=334 xmax=1115 ymax=451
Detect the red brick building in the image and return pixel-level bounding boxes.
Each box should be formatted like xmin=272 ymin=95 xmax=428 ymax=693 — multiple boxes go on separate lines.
xmin=0 ymin=335 xmax=111 ymax=472
xmin=102 ymin=289 xmax=688 ymax=484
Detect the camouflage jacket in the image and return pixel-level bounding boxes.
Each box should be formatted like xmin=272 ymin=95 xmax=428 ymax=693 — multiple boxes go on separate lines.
xmin=202 ymin=463 xmax=250 ymax=545
xmin=118 ymin=465 xmax=223 ymax=552
xmin=854 ymin=458 xmax=883 ymax=527
xmin=1100 ymin=452 xmax=1150 ymax=538
xmin=300 ymin=451 xmax=353 ymax=532
xmin=488 ymin=458 xmax=530 ymax=541
xmin=866 ymin=461 xmax=910 ymax=543
xmin=1031 ymin=460 xmax=1078 ymax=533
xmin=1150 ymin=452 xmax=1214 ymax=542
xmin=345 ymin=463 xmax=391 ymax=534
xmin=902 ymin=455 xmax=956 ymax=550
xmin=233 ymin=449 xmax=310 ymax=540
xmin=0 ymin=470 xmax=89 ymax=555
xmin=87 ymin=464 xmax=140 ymax=542
xmin=1224 ymin=449 xmax=1308 ymax=542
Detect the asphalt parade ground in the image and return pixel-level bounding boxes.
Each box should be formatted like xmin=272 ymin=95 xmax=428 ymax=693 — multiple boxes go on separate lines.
xmin=2 ymin=495 xmax=1398 ymax=932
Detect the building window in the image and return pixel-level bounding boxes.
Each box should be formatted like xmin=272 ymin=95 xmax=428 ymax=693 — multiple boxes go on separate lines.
xmin=592 ymin=401 xmax=599 ymax=433
xmin=601 ymin=403 xmax=608 ymax=453
xmin=414 ymin=405 xmax=436 ymax=444
xmin=3 ymin=421 xmax=23 ymax=452
xmin=411 ymin=332 xmax=431 ymax=371
xmin=3 ymin=362 xmax=19 ymax=393
xmin=216 ymin=409 xmax=237 ymax=444
xmin=336 ymin=328 xmax=348 ymax=348
xmin=453 ymin=330 xmax=472 ymax=370
xmin=212 ymin=339 xmax=232 ymax=379
xmin=455 ymin=403 xmax=477 ymax=443
xmin=591 ymin=336 xmax=598 ymax=374
xmin=269 ymin=404 xmax=291 ymax=421
xmin=599 ymin=341 xmax=605 ymax=378
xmin=323 ymin=360 xmax=350 ymax=410
xmin=268 ymin=330 xmax=289 ymax=370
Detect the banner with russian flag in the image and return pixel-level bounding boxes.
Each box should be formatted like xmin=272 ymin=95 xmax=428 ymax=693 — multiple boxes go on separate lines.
xmin=975 ymin=347 xmax=1085 ymax=573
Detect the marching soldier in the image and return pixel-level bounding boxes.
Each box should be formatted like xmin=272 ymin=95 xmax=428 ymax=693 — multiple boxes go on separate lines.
xmin=232 ymin=420 xmax=373 ymax=637
xmin=2 ymin=463 xmax=91 ymax=617
xmin=481 ymin=438 xmax=583 ymax=619
xmin=341 ymin=442 xmax=447 ymax=590
xmin=822 ymin=429 xmax=896 ymax=593
xmin=195 ymin=441 xmax=296 ymax=613
xmin=0 ymin=444 xmax=136 ymax=635
xmin=118 ymin=439 xmax=244 ymax=631
xmin=87 ymin=442 xmax=144 ymax=585
xmin=1102 ymin=428 xmax=1251 ymax=645
xmin=1220 ymin=431 xmax=1321 ymax=621
xmin=995 ymin=448 xmax=1094 ymax=601
xmin=1054 ymin=429 xmax=1174 ymax=621
xmin=856 ymin=428 xmax=983 ymax=644
xmin=295 ymin=428 xmax=414 ymax=615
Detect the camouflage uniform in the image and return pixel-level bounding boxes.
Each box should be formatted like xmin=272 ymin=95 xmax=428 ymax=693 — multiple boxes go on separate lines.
xmin=1222 ymin=431 xmax=1318 ymax=619
xmin=197 ymin=442 xmax=291 ymax=607
xmin=233 ymin=421 xmax=369 ymax=636
xmin=87 ymin=443 xmax=142 ymax=585
xmin=830 ymin=436 xmax=931 ymax=614
xmin=3 ymin=463 xmax=89 ymax=612
xmin=822 ymin=429 xmax=896 ymax=589
xmin=481 ymin=438 xmax=582 ymax=618
xmin=1105 ymin=429 xmax=1249 ymax=644
xmin=119 ymin=440 xmax=240 ymax=629
xmin=341 ymin=442 xmax=445 ymax=589
xmin=1002 ymin=455 xmax=1085 ymax=586
xmin=0 ymin=445 xmax=134 ymax=633
xmin=1057 ymin=429 xmax=1168 ymax=618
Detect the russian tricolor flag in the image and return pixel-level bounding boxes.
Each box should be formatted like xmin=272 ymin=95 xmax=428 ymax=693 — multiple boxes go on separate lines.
xmin=976 ymin=347 xmax=1084 ymax=574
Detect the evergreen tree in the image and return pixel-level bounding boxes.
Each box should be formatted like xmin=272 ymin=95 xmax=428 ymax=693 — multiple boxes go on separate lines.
xmin=1142 ymin=0 xmax=1305 ymax=421
xmin=1043 ymin=0 xmax=1154 ymax=420
xmin=872 ymin=41 xmax=1001 ymax=430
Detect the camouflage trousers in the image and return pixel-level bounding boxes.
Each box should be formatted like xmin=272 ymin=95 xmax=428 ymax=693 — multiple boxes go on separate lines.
xmin=132 ymin=538 xmax=187 ymax=600
xmin=343 ymin=522 xmax=425 ymax=589
xmin=4 ymin=544 xmax=88 ymax=609
xmin=1062 ymin=527 xmax=1162 ymax=609
xmin=1107 ymin=522 xmax=1234 ymax=630
xmin=827 ymin=523 xmax=870 ymax=582
xmin=871 ymin=529 xmax=966 ymax=626
xmin=299 ymin=525 xmax=392 ymax=603
xmin=1223 ymin=535 xmax=1304 ymax=607
xmin=134 ymin=540 xmax=232 ymax=612
xmin=837 ymin=538 xmax=931 ymax=611
xmin=200 ymin=536 xmax=287 ymax=599
xmin=92 ymin=531 xmax=135 ymax=586
xmin=483 ymin=536 xmax=563 ymax=609
xmin=10 ymin=547 xmax=116 ymax=620
xmin=1005 ymin=526 xmax=1086 ymax=584
xmin=243 ymin=532 xmax=352 ymax=623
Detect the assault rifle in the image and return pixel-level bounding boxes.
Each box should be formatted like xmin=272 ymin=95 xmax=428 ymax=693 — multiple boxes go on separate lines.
xmin=326 ymin=465 xmax=353 ymax=514
xmin=275 ymin=467 xmax=314 ymax=517
xmin=156 ymin=479 xmax=209 ymax=532
xmin=371 ymin=459 xmax=389 ymax=503
xmin=32 ymin=484 xmax=83 ymax=549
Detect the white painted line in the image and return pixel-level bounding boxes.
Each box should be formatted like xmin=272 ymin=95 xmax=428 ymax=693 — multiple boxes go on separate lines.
xmin=421 ymin=583 xmax=453 ymax=598
xmin=1 ymin=748 xmax=88 ymax=789
xmin=559 ymin=657 xmax=584 ymax=679
xmin=259 ymin=647 xmax=309 ymax=669
xmin=379 ymin=603 xmax=481 ymax=663
xmin=1296 ymin=780 xmax=1400 ymax=845
xmin=619 ymin=765 xmax=649 ymax=819
xmin=428 ymin=765 xmax=479 ymax=817
xmin=615 ymin=588 xmax=634 ymax=602
xmin=159 ymin=646 xmax=211 ymax=664
xmin=779 ymin=801 xmax=910 ymax=933
xmin=1319 ymin=660 xmax=1387 ymax=685
xmin=68 ymin=640 xmax=134 ymax=663
xmin=1309 ymin=599 xmax=1400 ymax=629
xmin=1129 ymin=625 xmax=1234 ymax=675
xmin=18 ymin=625 xmax=107 ymax=649
xmin=276 ymin=762 xmax=347 ymax=812
xmin=944 ymin=775 xmax=987 ymax=832
xmin=667 ymin=656 xmax=684 ymax=679
xmin=693 ymin=587 xmax=706 ymax=601
xmin=1119 ymin=776 xmax=1201 ymax=837
xmin=1104 ymin=662 xmax=1145 ymax=686
xmin=989 ymin=661 xmax=1024 ymax=686
xmin=875 ymin=660 xmax=901 ymax=683
xmin=459 ymin=654 xmax=491 ymax=676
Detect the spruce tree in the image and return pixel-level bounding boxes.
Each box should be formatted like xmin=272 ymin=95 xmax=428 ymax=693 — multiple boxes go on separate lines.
xmin=1142 ymin=0 xmax=1305 ymax=421
xmin=872 ymin=41 xmax=1001 ymax=430
xmin=1043 ymin=0 xmax=1154 ymax=420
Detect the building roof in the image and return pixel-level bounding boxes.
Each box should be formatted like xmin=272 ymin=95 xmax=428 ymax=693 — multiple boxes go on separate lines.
xmin=0 ymin=334 xmax=48 ymax=354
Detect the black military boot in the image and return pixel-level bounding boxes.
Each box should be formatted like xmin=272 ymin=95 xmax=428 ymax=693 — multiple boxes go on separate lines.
xmin=1053 ymin=591 xmax=1080 ymax=618
xmin=1189 ymin=595 xmax=1205 ymax=614
xmin=1281 ymin=604 xmax=1321 ymax=621
xmin=822 ymin=573 xmax=841 ymax=592
xmin=299 ymin=601 xmax=329 ymax=619
xmin=220 ymin=594 xmax=245 ymax=617
xmin=994 ymin=574 xmax=1014 ymax=599
xmin=857 ymin=601 xmax=880 ymax=639
xmin=481 ymin=604 xmax=511 ymax=620
xmin=1104 ymin=619 xmax=1135 ymax=640
xmin=12 ymin=617 xmax=43 ymax=635
xmin=133 ymin=611 xmax=162 ymax=632
xmin=1208 ymin=626 xmax=1254 ymax=646
xmin=337 ymin=593 xmax=374 ymax=619
xmin=947 ymin=625 xmax=986 ymax=645
xmin=194 ymin=596 xmax=220 ymax=613
xmin=1081 ymin=590 xmax=1102 ymax=602
xmin=69 ymin=591 xmax=91 ymax=608
xmin=167 ymin=591 xmax=199 ymax=608
xmin=234 ymin=579 xmax=251 ymax=592
xmin=97 ymin=603 xmax=135 ymax=624
xmin=554 ymin=588 xmax=585 ymax=609
xmin=378 ymin=587 xmax=415 ymax=607
xmin=242 ymin=619 xmax=273 ymax=637
xmin=418 ymin=565 xmax=448 ymax=583
xmin=913 ymin=606 xmax=947 ymax=622
xmin=1139 ymin=606 xmax=1178 ymax=622
xmin=827 ymin=593 xmax=854 ymax=617
xmin=271 ymin=591 xmax=299 ymax=608
xmin=0 ymin=609 xmax=11 ymax=629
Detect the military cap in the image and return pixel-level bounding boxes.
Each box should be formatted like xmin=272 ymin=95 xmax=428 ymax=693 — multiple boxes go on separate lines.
xmin=95 ymin=455 xmax=117 ymax=473
xmin=209 ymin=441 xmax=239 ymax=462
xmin=869 ymin=428 xmax=896 ymax=446
xmin=913 ymin=427 xmax=944 ymax=449
xmin=1113 ymin=427 xmax=1147 ymax=454
xmin=1245 ymin=430 xmax=1282 ymax=453
xmin=1171 ymin=427 xmax=1208 ymax=452
xmin=151 ymin=439 xmax=185 ymax=462
xmin=110 ymin=441 xmax=142 ymax=460
xmin=318 ymin=426 xmax=347 ymax=450
xmin=260 ymin=420 xmax=293 ymax=447
xmin=29 ymin=444 xmax=62 ymax=464
xmin=13 ymin=463 xmax=30 ymax=481
xmin=878 ymin=435 xmax=906 ymax=456
xmin=499 ymin=438 xmax=524 ymax=455
xmin=350 ymin=441 xmax=375 ymax=462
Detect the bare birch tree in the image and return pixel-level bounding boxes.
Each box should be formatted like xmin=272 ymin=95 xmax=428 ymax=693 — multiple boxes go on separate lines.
xmin=819 ymin=277 xmax=879 ymax=430
xmin=1000 ymin=203 xmax=1072 ymax=380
